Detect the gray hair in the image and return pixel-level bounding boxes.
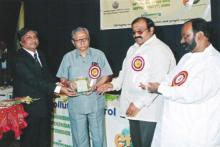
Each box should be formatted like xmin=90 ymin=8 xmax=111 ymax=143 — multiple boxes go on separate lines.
xmin=71 ymin=27 xmax=90 ymax=40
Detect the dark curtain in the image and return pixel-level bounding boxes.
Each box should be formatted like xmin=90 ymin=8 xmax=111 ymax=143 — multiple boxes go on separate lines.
xmin=1 ymin=0 xmax=220 ymax=75
xmin=0 ymin=0 xmax=20 ymax=53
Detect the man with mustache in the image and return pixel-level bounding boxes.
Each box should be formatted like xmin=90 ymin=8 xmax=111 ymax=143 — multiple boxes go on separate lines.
xmin=143 ymin=18 xmax=220 ymax=146
xmin=97 ymin=17 xmax=176 ymax=147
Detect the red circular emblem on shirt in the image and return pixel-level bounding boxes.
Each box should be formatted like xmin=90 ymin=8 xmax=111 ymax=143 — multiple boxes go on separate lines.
xmin=172 ymin=71 xmax=188 ymax=86
xmin=89 ymin=65 xmax=101 ymax=79
xmin=131 ymin=56 xmax=145 ymax=71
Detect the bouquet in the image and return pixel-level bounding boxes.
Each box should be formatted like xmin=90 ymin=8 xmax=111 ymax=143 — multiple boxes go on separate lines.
xmin=0 ymin=96 xmax=39 ymax=108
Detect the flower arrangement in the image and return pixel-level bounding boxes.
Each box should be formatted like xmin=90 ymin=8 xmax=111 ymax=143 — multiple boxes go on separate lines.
xmin=0 ymin=96 xmax=40 ymax=139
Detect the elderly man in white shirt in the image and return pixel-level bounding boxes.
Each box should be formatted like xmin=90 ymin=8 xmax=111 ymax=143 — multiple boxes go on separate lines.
xmin=97 ymin=17 xmax=176 ymax=147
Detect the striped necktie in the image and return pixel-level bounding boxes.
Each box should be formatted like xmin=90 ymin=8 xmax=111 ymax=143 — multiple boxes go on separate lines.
xmin=34 ymin=53 xmax=39 ymax=63
xmin=34 ymin=53 xmax=42 ymax=67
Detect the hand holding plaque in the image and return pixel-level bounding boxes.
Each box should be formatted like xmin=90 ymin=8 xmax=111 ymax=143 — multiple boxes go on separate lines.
xmin=73 ymin=78 xmax=91 ymax=95
xmin=55 ymin=80 xmax=77 ymax=101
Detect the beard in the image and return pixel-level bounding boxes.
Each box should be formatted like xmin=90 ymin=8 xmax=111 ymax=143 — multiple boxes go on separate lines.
xmin=181 ymin=38 xmax=197 ymax=52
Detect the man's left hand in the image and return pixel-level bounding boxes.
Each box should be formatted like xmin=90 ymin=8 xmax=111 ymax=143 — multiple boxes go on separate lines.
xmin=126 ymin=102 xmax=140 ymax=117
xmin=60 ymin=86 xmax=77 ymax=97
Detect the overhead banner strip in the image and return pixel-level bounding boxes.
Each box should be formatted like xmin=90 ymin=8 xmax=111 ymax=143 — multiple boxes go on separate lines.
xmin=100 ymin=0 xmax=211 ymax=30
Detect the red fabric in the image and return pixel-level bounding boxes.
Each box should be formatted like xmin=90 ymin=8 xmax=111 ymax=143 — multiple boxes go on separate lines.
xmin=0 ymin=104 xmax=28 ymax=139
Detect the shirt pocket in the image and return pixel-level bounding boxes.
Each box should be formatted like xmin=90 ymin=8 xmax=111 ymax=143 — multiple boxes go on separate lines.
xmin=68 ymin=65 xmax=90 ymax=80
xmin=68 ymin=65 xmax=79 ymax=80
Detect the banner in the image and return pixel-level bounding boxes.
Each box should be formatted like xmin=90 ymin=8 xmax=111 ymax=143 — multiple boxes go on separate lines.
xmin=52 ymin=100 xmax=73 ymax=147
xmin=52 ymin=97 xmax=132 ymax=147
xmin=100 ymin=0 xmax=211 ymax=30
xmin=105 ymin=99 xmax=132 ymax=147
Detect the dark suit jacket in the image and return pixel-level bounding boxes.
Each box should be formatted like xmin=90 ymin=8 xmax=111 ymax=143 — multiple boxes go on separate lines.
xmin=13 ymin=48 xmax=56 ymax=117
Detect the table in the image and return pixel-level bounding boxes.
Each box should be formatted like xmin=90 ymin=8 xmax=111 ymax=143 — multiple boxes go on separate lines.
xmin=0 ymin=87 xmax=29 ymax=140
xmin=0 ymin=104 xmax=28 ymax=139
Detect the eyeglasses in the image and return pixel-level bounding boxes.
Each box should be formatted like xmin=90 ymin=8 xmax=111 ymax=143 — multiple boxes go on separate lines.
xmin=73 ymin=38 xmax=89 ymax=43
xmin=132 ymin=29 xmax=148 ymax=35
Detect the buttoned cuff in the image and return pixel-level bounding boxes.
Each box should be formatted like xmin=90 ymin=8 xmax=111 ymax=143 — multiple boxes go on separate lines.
xmin=54 ymin=85 xmax=61 ymax=94
xmin=158 ymin=84 xmax=166 ymax=94
xmin=111 ymin=79 xmax=120 ymax=91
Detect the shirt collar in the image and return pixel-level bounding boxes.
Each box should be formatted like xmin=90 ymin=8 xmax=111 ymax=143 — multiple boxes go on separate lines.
xmin=191 ymin=44 xmax=213 ymax=56
xmin=133 ymin=34 xmax=157 ymax=48
xmin=23 ymin=48 xmax=39 ymax=57
xmin=75 ymin=47 xmax=92 ymax=57
xmin=201 ymin=43 xmax=213 ymax=54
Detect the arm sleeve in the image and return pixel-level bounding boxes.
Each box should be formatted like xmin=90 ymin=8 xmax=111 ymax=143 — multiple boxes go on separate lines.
xmin=158 ymin=68 xmax=220 ymax=104
xmin=98 ymin=52 xmax=113 ymax=77
xmin=56 ymin=55 xmax=69 ymax=79
xmin=133 ymin=93 xmax=160 ymax=109
xmin=54 ymin=85 xmax=61 ymax=93
xmin=111 ymin=55 xmax=128 ymax=91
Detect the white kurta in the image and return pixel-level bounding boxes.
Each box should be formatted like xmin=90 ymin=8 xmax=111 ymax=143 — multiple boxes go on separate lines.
xmin=152 ymin=44 xmax=220 ymax=147
xmin=111 ymin=35 xmax=176 ymax=122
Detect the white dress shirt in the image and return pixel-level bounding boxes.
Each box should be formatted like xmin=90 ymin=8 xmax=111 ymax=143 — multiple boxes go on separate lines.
xmin=111 ymin=35 xmax=176 ymax=122
xmin=152 ymin=44 xmax=220 ymax=146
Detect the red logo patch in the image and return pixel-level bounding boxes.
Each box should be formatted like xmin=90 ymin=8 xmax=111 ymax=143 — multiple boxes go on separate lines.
xmin=131 ymin=56 xmax=145 ymax=71
xmin=89 ymin=65 xmax=101 ymax=79
xmin=172 ymin=71 xmax=188 ymax=86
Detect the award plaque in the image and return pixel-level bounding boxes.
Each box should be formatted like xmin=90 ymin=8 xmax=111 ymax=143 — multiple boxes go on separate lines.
xmin=74 ymin=78 xmax=90 ymax=94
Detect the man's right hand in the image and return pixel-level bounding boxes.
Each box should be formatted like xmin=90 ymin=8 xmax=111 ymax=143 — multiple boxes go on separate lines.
xmin=60 ymin=86 xmax=77 ymax=96
xmin=96 ymin=82 xmax=113 ymax=94
xmin=146 ymin=82 xmax=160 ymax=93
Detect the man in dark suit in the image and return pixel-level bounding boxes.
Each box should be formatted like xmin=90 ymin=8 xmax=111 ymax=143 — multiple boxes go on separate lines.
xmin=13 ymin=28 xmax=75 ymax=147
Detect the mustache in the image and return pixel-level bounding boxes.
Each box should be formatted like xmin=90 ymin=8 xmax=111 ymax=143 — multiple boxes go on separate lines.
xmin=134 ymin=36 xmax=143 ymax=40
xmin=181 ymin=42 xmax=187 ymax=48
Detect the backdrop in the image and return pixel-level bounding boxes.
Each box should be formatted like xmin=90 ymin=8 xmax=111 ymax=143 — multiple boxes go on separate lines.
xmin=0 ymin=0 xmax=220 ymax=76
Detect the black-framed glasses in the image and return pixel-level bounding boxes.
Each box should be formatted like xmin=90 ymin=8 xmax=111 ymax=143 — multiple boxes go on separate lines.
xmin=73 ymin=38 xmax=89 ymax=43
